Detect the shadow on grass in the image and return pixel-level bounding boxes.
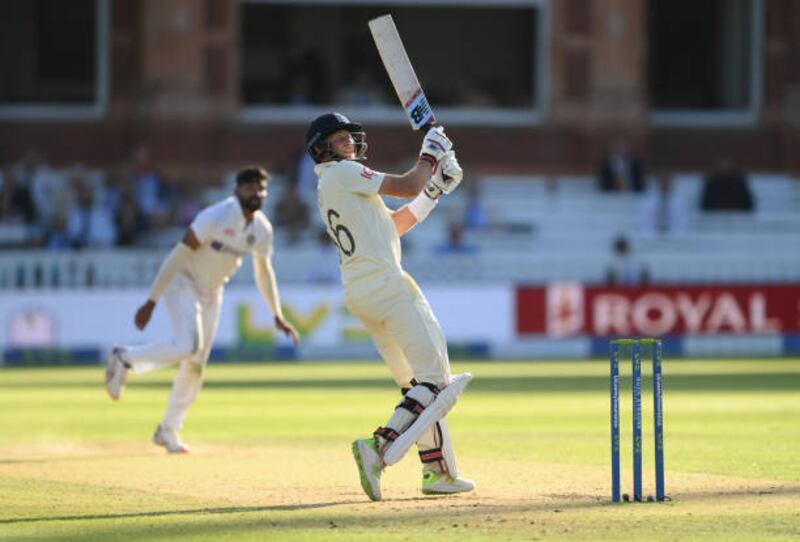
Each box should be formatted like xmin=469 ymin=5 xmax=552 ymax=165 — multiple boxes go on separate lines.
xmin=0 ymin=500 xmax=363 ymax=525
xmin=0 ymin=453 xmax=158 ymax=466
xmin=5 ymin=484 xmax=800 ymax=541
xmin=2 ymin=373 xmax=799 ymax=393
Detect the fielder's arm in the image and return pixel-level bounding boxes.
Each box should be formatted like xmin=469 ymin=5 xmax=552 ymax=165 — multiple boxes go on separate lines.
xmin=135 ymin=229 xmax=199 ymax=330
xmin=253 ymin=255 xmax=299 ymax=344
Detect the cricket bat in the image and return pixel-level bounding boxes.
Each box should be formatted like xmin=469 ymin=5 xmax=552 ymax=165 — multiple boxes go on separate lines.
xmin=369 ymin=14 xmax=435 ymax=130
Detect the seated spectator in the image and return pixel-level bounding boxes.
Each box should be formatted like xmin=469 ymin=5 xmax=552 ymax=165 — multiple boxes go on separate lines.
xmin=638 ymin=174 xmax=689 ymax=237
xmin=436 ymin=221 xmax=478 ymax=255
xmin=8 ymin=151 xmax=40 ymax=225
xmin=43 ymin=212 xmax=71 ymax=250
xmin=132 ymin=145 xmax=172 ymax=230
xmin=115 ymin=197 xmax=146 ymax=247
xmin=462 ymin=180 xmax=492 ymax=230
xmin=700 ymin=158 xmax=754 ymax=212
xmin=274 ymin=183 xmax=310 ymax=245
xmin=606 ymin=235 xmax=648 ymax=286
xmin=65 ymin=173 xmax=117 ymax=249
xmin=174 ymin=182 xmax=205 ymax=227
xmin=598 ymin=138 xmax=646 ymax=193
xmin=290 ymin=149 xmax=319 ymax=204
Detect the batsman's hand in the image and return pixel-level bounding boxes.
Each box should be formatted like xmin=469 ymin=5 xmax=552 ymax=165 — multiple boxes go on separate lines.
xmin=275 ymin=316 xmax=299 ymax=345
xmin=425 ymin=151 xmax=463 ymax=199
xmin=419 ymin=126 xmax=452 ymax=164
xmin=135 ymin=300 xmax=156 ymax=331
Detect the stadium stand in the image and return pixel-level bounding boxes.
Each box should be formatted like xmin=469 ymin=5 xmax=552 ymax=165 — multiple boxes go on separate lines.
xmin=1 ymin=170 xmax=799 ymax=288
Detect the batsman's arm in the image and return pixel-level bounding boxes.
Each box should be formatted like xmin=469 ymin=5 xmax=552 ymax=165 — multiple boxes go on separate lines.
xmin=135 ymin=229 xmax=200 ymax=330
xmin=379 ymin=159 xmax=433 ymax=199
xmin=390 ymin=151 xmax=464 ymax=237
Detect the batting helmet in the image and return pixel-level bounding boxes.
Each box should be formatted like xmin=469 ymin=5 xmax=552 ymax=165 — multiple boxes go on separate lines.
xmin=306 ymin=112 xmax=367 ymax=163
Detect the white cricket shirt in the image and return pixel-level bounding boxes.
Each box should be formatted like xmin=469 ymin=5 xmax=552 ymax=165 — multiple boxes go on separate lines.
xmin=183 ymin=196 xmax=273 ymax=293
xmin=316 ymin=160 xmax=402 ymax=286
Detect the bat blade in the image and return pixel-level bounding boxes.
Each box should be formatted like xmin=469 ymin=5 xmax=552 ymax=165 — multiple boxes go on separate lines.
xmin=368 ymin=14 xmax=435 ymax=130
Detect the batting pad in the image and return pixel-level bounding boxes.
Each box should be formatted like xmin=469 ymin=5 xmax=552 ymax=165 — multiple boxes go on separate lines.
xmin=383 ymin=373 xmax=472 ymax=466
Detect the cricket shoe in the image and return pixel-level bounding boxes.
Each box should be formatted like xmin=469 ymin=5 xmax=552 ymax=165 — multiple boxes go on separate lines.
xmin=153 ymin=424 xmax=190 ymax=454
xmin=421 ymin=470 xmax=475 ymax=495
xmin=105 ymin=346 xmax=129 ymax=401
xmin=352 ymin=437 xmax=384 ymax=501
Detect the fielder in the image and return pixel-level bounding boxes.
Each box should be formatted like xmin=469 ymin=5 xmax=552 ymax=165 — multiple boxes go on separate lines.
xmin=307 ymin=112 xmax=474 ymax=500
xmin=105 ymin=166 xmax=299 ymax=453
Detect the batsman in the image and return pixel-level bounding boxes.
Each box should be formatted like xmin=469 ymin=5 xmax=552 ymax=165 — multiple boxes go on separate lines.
xmin=307 ymin=112 xmax=475 ymax=501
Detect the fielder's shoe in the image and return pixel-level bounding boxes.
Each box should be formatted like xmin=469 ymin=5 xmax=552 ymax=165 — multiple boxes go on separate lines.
xmin=105 ymin=347 xmax=129 ymax=401
xmin=421 ymin=469 xmax=476 ymax=495
xmin=153 ymin=424 xmax=190 ymax=454
xmin=352 ymin=437 xmax=384 ymax=501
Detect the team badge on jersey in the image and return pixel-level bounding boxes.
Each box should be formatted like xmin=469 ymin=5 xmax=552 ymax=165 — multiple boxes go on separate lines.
xmin=360 ymin=167 xmax=376 ymax=180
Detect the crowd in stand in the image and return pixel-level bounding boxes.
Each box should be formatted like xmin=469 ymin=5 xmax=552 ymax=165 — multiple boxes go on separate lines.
xmin=1 ymin=139 xmax=759 ymax=277
xmin=0 ymin=147 xmax=179 ymax=250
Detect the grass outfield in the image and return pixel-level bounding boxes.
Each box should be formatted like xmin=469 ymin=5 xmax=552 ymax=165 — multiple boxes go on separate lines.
xmin=1 ymin=359 xmax=799 ymax=541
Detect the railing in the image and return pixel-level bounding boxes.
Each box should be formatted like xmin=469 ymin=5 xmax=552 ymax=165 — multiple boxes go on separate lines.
xmin=2 ymin=248 xmax=800 ymax=289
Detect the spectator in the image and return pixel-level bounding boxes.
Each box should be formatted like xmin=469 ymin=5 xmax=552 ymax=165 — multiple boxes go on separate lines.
xmin=115 ymin=195 xmax=146 ymax=247
xmin=606 ymin=235 xmax=648 ymax=286
xmin=132 ymin=145 xmax=172 ymax=231
xmin=700 ymin=158 xmax=754 ymax=212
xmin=436 ymin=220 xmax=478 ymax=255
xmin=462 ymin=179 xmax=492 ymax=230
xmin=638 ymin=174 xmax=689 ymax=236
xmin=290 ymin=149 xmax=320 ymax=204
xmin=43 ymin=212 xmax=71 ymax=250
xmin=273 ymin=182 xmax=311 ymax=245
xmin=8 ymin=151 xmax=40 ymax=225
xmin=598 ymin=138 xmax=646 ymax=193
xmin=65 ymin=172 xmax=117 ymax=249
xmin=31 ymin=160 xmax=73 ymax=240
xmin=174 ymin=182 xmax=206 ymax=228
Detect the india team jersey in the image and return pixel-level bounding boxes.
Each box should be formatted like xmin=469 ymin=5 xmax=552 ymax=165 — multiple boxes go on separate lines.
xmin=316 ymin=160 xmax=402 ymax=286
xmin=183 ymin=196 xmax=273 ymax=293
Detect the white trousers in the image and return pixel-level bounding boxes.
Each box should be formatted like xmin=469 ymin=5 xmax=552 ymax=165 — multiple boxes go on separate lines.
xmin=125 ymin=273 xmax=222 ymax=430
xmin=344 ymin=272 xmax=451 ymax=388
xmin=345 ymin=272 xmax=455 ymax=462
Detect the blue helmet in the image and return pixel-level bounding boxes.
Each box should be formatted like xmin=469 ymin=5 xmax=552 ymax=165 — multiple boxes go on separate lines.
xmin=306 ymin=112 xmax=367 ymax=163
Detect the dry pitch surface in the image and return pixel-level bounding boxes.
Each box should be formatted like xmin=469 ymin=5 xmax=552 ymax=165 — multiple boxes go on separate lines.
xmin=1 ymin=360 xmax=798 ymax=541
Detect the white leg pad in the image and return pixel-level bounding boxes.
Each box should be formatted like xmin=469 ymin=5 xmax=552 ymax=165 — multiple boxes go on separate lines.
xmin=383 ymin=373 xmax=472 ymax=466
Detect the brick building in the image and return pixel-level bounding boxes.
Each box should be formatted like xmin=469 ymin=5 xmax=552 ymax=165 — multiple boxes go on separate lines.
xmin=1 ymin=0 xmax=799 ymax=180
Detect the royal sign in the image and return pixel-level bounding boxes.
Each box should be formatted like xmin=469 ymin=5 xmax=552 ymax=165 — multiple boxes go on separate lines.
xmin=517 ymin=283 xmax=800 ymax=336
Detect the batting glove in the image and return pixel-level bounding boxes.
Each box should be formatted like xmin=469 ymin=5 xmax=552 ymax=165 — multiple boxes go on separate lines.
xmin=424 ymin=151 xmax=463 ymax=199
xmin=419 ymin=126 xmax=452 ymax=165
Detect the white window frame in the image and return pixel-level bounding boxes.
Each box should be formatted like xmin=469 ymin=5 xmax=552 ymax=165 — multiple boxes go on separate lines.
xmin=0 ymin=0 xmax=110 ymax=121
xmin=240 ymin=0 xmax=550 ymax=126
xmin=649 ymin=0 xmax=764 ymax=128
